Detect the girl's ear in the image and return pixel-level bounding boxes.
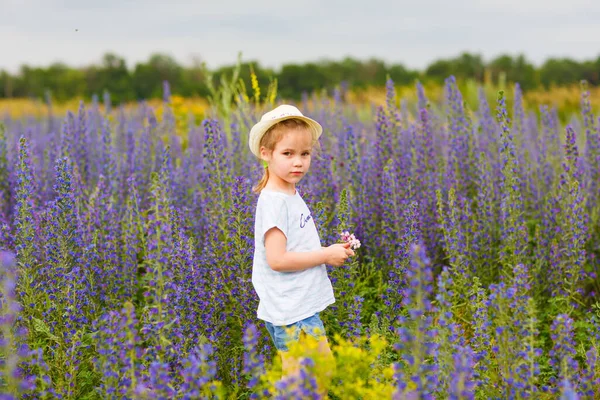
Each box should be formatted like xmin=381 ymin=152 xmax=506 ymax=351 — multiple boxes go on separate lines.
xmin=259 ymin=146 xmax=271 ymax=162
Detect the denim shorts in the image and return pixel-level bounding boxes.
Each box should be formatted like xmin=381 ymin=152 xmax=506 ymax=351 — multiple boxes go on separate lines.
xmin=264 ymin=313 xmax=326 ymax=352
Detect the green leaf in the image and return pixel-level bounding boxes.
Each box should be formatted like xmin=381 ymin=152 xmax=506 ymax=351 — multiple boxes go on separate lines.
xmin=32 ymin=317 xmax=61 ymax=344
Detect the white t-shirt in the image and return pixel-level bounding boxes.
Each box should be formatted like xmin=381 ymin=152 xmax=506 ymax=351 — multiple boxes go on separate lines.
xmin=252 ymin=188 xmax=335 ymax=326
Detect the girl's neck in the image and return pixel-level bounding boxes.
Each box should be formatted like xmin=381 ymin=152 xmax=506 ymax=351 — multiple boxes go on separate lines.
xmin=264 ymin=180 xmax=296 ymax=196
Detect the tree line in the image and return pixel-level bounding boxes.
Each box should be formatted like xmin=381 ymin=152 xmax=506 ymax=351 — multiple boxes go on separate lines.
xmin=1 ymin=52 xmax=599 ymax=104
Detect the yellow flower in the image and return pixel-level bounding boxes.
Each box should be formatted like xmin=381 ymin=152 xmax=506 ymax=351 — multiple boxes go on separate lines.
xmin=250 ymin=67 xmax=261 ymax=106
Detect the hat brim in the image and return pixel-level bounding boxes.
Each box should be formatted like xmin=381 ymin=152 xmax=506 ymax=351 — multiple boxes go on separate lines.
xmin=249 ymin=115 xmax=323 ymax=158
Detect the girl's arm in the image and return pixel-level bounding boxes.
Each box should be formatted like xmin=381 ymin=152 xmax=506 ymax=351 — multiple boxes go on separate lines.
xmin=264 ymin=227 xmax=352 ymax=272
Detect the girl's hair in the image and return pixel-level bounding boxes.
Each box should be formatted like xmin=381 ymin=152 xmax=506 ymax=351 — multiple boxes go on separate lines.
xmin=252 ymin=118 xmax=316 ymax=193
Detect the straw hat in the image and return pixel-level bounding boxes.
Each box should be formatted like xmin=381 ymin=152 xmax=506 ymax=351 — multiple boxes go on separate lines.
xmin=248 ymin=104 xmax=323 ymax=158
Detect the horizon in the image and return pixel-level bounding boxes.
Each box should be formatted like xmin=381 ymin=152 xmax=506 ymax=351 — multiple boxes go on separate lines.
xmin=2 ymin=50 xmax=600 ymax=75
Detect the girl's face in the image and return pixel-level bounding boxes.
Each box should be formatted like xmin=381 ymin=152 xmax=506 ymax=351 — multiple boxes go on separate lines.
xmin=261 ymin=128 xmax=313 ymax=193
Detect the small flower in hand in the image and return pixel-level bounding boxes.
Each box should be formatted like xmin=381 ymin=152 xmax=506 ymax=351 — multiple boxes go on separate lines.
xmin=340 ymin=231 xmax=361 ymax=250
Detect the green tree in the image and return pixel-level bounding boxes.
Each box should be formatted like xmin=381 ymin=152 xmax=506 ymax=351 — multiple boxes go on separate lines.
xmin=579 ymin=59 xmax=600 ymax=86
xmin=278 ymin=62 xmax=329 ymax=99
xmin=132 ymin=53 xmax=183 ymax=99
xmin=0 ymin=51 xmax=598 ymax=102
xmin=539 ymin=58 xmax=584 ymax=88
xmin=425 ymin=52 xmax=485 ymax=83
xmin=47 ymin=63 xmax=87 ymax=102
xmin=355 ymin=58 xmax=388 ymax=87
xmin=179 ymin=57 xmax=211 ymax=97
xmin=0 ymin=71 xmax=12 ymax=98
xmin=85 ymin=53 xmax=133 ymax=103
xmin=488 ymin=54 xmax=538 ymax=89
xmin=11 ymin=65 xmax=47 ymax=98
xmin=387 ymin=63 xmax=419 ymax=86
xmin=425 ymin=59 xmax=454 ymax=83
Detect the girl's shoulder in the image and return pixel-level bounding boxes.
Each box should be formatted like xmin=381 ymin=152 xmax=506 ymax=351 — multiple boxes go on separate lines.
xmin=257 ymin=189 xmax=290 ymax=207
xmin=259 ymin=188 xmax=297 ymax=200
xmin=256 ymin=189 xmax=304 ymax=216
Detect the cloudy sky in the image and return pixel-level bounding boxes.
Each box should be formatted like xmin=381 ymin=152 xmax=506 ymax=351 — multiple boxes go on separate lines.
xmin=2 ymin=0 xmax=599 ymax=73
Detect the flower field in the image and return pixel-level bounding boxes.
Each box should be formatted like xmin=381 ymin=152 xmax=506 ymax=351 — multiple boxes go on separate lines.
xmin=1 ymin=76 xmax=600 ymax=399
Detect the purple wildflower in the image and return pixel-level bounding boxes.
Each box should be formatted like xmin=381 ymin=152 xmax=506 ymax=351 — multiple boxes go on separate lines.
xmin=549 ymin=314 xmax=579 ymax=394
xmin=448 ymin=346 xmax=475 ymax=400
xmin=393 ymin=242 xmax=438 ymax=398
xmin=242 ymin=323 xmax=266 ymax=397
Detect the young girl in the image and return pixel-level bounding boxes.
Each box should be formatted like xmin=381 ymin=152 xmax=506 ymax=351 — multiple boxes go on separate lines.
xmin=249 ymin=104 xmax=354 ymax=383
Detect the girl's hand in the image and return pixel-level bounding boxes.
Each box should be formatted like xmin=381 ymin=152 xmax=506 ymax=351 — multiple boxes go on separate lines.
xmin=324 ymin=242 xmax=355 ymax=267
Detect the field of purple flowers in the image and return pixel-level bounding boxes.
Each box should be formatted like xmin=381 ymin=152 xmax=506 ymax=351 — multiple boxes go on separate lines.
xmin=1 ymin=76 xmax=600 ymax=399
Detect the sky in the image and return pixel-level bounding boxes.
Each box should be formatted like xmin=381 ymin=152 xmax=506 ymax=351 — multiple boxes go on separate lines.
xmin=1 ymin=0 xmax=599 ymax=74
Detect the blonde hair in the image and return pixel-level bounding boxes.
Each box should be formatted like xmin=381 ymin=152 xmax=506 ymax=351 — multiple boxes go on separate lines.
xmin=252 ymin=118 xmax=317 ymax=193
